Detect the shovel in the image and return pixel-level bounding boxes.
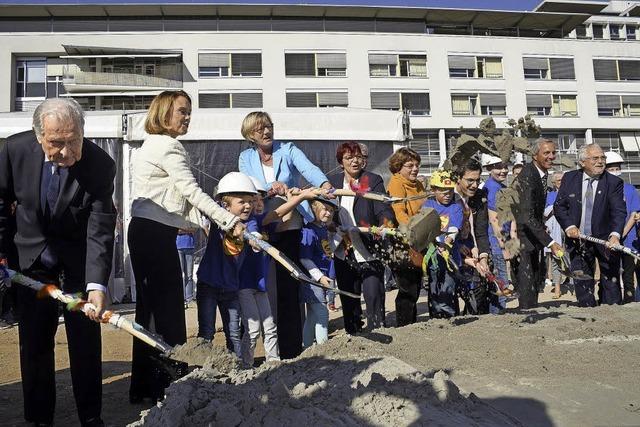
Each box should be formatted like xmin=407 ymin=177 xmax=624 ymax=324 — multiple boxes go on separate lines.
xmin=552 ymin=254 xmax=592 ymax=280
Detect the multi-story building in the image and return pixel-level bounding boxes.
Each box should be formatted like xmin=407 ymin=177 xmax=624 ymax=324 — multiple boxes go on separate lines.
xmin=1 ymin=0 xmax=639 ymax=183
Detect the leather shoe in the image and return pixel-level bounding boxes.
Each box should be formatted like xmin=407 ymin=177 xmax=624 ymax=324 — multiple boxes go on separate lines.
xmin=81 ymin=417 xmax=104 ymax=427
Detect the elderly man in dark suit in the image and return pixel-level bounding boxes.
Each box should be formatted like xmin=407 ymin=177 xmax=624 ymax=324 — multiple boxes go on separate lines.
xmin=511 ymin=139 xmax=564 ymax=309
xmin=554 ymin=143 xmax=626 ymax=307
xmin=0 ymin=98 xmax=115 ymax=426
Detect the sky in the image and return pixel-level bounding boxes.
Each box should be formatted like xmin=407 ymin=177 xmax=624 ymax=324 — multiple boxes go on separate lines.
xmin=0 ymin=0 xmax=551 ymax=12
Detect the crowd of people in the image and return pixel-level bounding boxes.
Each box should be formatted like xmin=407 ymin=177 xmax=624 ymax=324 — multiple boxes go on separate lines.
xmin=0 ymin=91 xmax=639 ymax=426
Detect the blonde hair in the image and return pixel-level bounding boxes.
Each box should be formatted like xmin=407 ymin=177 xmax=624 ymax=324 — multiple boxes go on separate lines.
xmin=241 ymin=111 xmax=273 ymax=142
xmin=144 ymin=90 xmax=191 ymax=135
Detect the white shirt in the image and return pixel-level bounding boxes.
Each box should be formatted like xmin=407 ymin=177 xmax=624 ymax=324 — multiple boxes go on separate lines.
xmin=262 ymin=163 xmax=275 ymax=184
xmin=337 ymin=176 xmax=371 ymax=263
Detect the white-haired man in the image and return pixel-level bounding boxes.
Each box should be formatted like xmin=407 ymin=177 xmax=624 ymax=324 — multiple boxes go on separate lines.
xmin=0 ymin=98 xmax=115 ymax=426
xmin=554 ymin=144 xmax=626 ymax=307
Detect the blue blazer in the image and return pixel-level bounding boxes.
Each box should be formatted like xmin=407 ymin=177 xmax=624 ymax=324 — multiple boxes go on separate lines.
xmin=554 ymin=170 xmax=627 ymax=244
xmin=239 ymin=141 xmax=328 ymax=222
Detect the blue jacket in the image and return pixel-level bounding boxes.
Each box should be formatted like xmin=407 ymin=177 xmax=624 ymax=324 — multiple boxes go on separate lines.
xmin=239 ymin=141 xmax=328 ymax=222
xmin=623 ymin=182 xmax=640 ymax=249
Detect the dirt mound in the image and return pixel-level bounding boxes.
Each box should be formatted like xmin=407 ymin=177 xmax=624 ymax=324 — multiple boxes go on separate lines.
xmin=169 ymin=337 xmax=240 ymax=372
xmin=133 ymin=334 xmax=517 ymax=427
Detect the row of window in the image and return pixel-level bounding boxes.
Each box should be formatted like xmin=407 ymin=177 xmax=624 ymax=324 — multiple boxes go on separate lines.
xmin=197 ymin=52 xmax=640 ymax=81
xmin=575 ymin=23 xmax=640 ymax=41
xmin=196 ymin=90 xmax=638 ymax=118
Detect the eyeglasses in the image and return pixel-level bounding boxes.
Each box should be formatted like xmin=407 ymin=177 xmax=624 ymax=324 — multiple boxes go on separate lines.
xmin=343 ymin=155 xmax=363 ymax=163
xmin=402 ymin=162 xmax=420 ymax=170
xmin=253 ymin=124 xmax=273 ymax=133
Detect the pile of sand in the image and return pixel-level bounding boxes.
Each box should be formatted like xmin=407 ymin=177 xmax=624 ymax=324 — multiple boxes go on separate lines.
xmin=132 ymin=334 xmax=517 ymax=427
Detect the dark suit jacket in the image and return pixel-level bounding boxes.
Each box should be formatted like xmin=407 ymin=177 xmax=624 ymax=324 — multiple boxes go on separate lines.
xmin=513 ymin=162 xmax=552 ymax=251
xmin=0 ymin=130 xmax=116 ymax=288
xmin=466 ymin=188 xmax=491 ymax=257
xmin=329 ymin=170 xmax=396 ymax=230
xmin=553 ymin=169 xmax=626 ymax=243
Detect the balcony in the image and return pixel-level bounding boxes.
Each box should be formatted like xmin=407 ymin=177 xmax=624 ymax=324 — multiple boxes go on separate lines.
xmin=62 ymin=65 xmax=182 ymax=93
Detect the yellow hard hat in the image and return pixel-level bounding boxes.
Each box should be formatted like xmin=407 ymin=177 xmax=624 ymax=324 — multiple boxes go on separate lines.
xmin=429 ymin=169 xmax=456 ymax=189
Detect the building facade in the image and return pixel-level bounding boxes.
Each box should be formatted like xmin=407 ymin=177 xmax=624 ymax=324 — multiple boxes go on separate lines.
xmin=1 ymin=0 xmax=639 ymax=182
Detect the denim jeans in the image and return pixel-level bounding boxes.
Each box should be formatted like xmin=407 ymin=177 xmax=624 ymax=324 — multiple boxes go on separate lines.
xmin=426 ymin=256 xmax=459 ymax=318
xmin=303 ymin=302 xmax=329 ymax=348
xmin=196 ymin=283 xmax=241 ymax=357
xmin=489 ymin=248 xmax=508 ymax=314
xmin=178 ymin=248 xmax=195 ymax=301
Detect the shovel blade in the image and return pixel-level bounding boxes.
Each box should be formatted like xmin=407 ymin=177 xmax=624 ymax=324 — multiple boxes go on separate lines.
xmin=399 ymin=208 xmax=441 ymax=253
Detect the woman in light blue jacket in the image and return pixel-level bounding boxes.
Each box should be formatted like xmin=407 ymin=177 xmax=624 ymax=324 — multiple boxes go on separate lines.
xmin=239 ymin=111 xmax=332 ymax=359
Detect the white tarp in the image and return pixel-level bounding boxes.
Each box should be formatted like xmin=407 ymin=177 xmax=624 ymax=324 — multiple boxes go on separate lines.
xmin=0 ymin=111 xmax=122 ymax=138
xmin=127 ymin=107 xmax=406 ymax=142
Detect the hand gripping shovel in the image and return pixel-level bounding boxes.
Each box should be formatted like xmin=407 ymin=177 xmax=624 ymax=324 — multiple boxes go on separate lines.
xmin=242 ymin=231 xmax=360 ymax=299
xmin=552 ymin=252 xmax=592 ymax=280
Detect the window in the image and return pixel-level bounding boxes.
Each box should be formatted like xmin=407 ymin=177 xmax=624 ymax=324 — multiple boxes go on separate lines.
xmin=477 ymin=57 xmax=503 ymax=78
xmin=597 ymin=95 xmax=622 ymax=117
xmin=522 ymin=57 xmax=574 ymax=80
xmin=552 ymin=95 xmax=578 ymax=117
xmin=448 ymin=55 xmax=476 ymax=78
xmin=15 ymin=59 xmax=46 ymax=99
xmin=285 ymin=52 xmax=346 ymax=77
xmin=623 ymin=95 xmax=640 ymax=117
xmin=369 ymin=63 xmax=397 ymax=77
xmin=594 ymin=59 xmax=640 ymax=81
xmin=401 ymin=93 xmax=430 ymax=115
xmin=627 ymin=26 xmax=638 ymax=41
xmin=409 ymin=130 xmax=440 ymax=174
xmin=448 ymin=55 xmax=501 ymax=78
xmin=451 ymin=94 xmax=478 ymax=115
xmin=575 ymin=25 xmax=588 ymax=39
xmin=592 ymin=24 xmax=604 ymax=39
xmin=523 ymin=57 xmax=549 ymax=79
xmin=370 ymin=92 xmax=429 ymax=115
xmin=198 ymin=52 xmax=262 ymax=78
xmin=286 ymin=91 xmax=348 ymax=108
xmin=526 ymin=94 xmax=553 ymax=116
xmin=199 ymin=92 xmax=263 ymax=108
xmin=46 ymin=76 xmax=65 ymax=99
xmin=398 ymin=55 xmax=427 ymax=77
xmin=609 ymin=24 xmax=622 ymax=40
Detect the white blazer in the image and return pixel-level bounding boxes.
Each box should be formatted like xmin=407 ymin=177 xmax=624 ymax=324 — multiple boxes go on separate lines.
xmin=130 ymin=133 xmax=236 ymax=231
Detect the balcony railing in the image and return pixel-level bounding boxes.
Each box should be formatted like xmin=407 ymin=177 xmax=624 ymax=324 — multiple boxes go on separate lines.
xmin=62 ymin=66 xmax=182 ymax=91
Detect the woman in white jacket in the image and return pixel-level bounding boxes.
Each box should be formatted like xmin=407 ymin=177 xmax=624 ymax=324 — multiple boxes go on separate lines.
xmin=128 ymin=90 xmax=245 ymax=403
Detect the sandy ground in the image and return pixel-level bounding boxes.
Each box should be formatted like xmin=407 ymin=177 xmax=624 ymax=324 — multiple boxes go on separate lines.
xmin=1 ymin=287 xmax=639 ymax=426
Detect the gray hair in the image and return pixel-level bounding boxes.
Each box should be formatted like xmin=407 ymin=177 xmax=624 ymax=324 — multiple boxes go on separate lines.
xmin=32 ymin=98 xmax=85 ymax=138
xmin=577 ymin=143 xmax=603 ymax=162
xmin=531 ymin=137 xmax=555 ymax=155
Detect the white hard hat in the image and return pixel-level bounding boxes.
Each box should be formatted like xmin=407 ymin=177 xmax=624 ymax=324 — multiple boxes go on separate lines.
xmin=513 ymin=153 xmax=524 ymax=166
xmin=481 ymin=154 xmax=504 ymax=167
xmin=216 ymin=172 xmax=257 ymax=196
xmin=605 ymin=151 xmax=624 ymax=165
xmin=248 ymin=176 xmax=267 ymax=194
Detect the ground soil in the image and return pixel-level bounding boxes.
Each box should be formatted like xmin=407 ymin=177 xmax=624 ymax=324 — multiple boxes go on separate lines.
xmin=1 ymin=288 xmax=639 ymax=426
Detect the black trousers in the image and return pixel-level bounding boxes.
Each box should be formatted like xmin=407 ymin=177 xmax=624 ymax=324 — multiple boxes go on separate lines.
xmin=622 ymin=253 xmax=639 ymax=303
xmin=511 ymin=248 xmax=544 ymax=309
xmin=128 ymin=217 xmax=187 ymax=400
xmin=17 ymin=263 xmax=102 ymax=425
xmin=394 ymin=266 xmax=422 ymax=327
xmin=335 ymin=257 xmax=385 ymax=333
xmin=272 ymin=230 xmax=303 ymax=359
xmin=569 ymin=242 xmax=621 ymax=307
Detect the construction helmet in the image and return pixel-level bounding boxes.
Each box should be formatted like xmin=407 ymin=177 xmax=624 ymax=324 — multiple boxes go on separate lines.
xmin=604 ymin=151 xmax=624 ymax=166
xmin=216 ymin=172 xmax=257 ymax=196
xmin=429 ymin=170 xmax=456 ymax=189
xmin=481 ymin=154 xmax=504 ymax=168
xmin=513 ymin=153 xmax=524 ymax=167
xmin=248 ymin=176 xmax=268 ymax=194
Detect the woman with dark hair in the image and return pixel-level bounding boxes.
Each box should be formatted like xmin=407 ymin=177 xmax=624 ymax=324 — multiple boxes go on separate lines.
xmin=387 ymin=147 xmax=427 ymax=326
xmin=330 ymin=142 xmax=396 ymax=333
xmin=238 ymin=111 xmax=332 ymax=359
xmin=128 ymin=90 xmax=245 ymax=402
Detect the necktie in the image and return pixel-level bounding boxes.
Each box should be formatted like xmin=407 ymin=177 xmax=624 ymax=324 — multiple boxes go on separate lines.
xmin=583 ymin=178 xmax=595 ymax=236
xmin=46 ymin=163 xmax=60 ymax=215
xmin=541 ymin=173 xmax=548 ymax=198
